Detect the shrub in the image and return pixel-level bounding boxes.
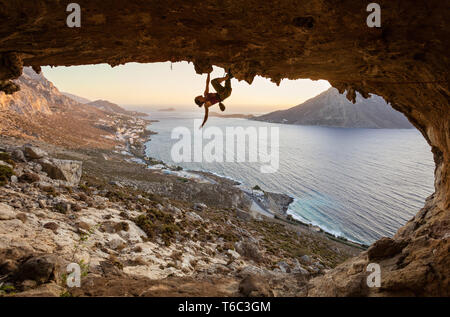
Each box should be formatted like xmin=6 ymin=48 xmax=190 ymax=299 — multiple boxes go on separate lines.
xmin=0 ymin=152 xmax=15 ymax=167
xmin=0 ymin=165 xmax=13 ymax=186
xmin=134 ymin=214 xmax=155 ymax=239
xmin=114 ymin=221 xmax=129 ymax=232
xmin=19 ymin=172 xmax=40 ymax=183
xmin=134 ymin=210 xmax=180 ymax=246
xmin=105 ymin=190 xmax=128 ymax=202
xmin=42 ymin=185 xmax=58 ymax=197
xmin=252 ymin=185 xmax=262 ymax=191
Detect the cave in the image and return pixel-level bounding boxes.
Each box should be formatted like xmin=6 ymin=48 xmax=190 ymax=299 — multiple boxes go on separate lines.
xmin=0 ymin=0 xmax=448 ymax=296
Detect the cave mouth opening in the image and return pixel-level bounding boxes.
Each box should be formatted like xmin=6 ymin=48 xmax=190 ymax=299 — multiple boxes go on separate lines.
xmin=1 ymin=0 xmax=448 ymax=295
xmin=40 ymin=62 xmax=437 ymax=247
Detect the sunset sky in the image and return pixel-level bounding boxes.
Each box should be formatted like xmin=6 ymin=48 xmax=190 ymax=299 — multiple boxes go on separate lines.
xmin=43 ymin=62 xmax=330 ymax=114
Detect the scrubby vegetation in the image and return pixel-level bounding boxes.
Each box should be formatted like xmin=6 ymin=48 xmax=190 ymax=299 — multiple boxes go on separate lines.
xmin=0 ymin=152 xmax=15 ymax=167
xmin=18 ymin=172 xmax=40 ymax=183
xmin=134 ymin=209 xmax=180 ymax=246
xmin=0 ymin=165 xmax=13 ymax=186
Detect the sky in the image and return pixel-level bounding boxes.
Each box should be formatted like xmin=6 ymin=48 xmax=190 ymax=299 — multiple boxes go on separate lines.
xmin=43 ymin=62 xmax=330 ymax=114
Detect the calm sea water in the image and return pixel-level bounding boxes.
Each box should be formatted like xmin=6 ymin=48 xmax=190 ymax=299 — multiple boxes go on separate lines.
xmin=144 ymin=111 xmax=435 ymax=245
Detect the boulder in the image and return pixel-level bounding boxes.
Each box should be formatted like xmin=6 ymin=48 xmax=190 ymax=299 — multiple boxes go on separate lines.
xmin=300 ymin=254 xmax=312 ymax=264
xmin=24 ymin=146 xmax=48 ymax=159
xmin=109 ymin=181 xmax=123 ymax=188
xmin=39 ymin=158 xmax=82 ymax=186
xmin=11 ymin=149 xmax=26 ymax=162
xmin=16 ymin=254 xmax=63 ymax=284
xmin=235 ymin=208 xmax=253 ymax=221
xmin=167 ymin=205 xmax=182 ymax=217
xmin=292 ymin=259 xmax=310 ymax=275
xmin=193 ymin=202 xmax=207 ymax=211
xmin=43 ymin=222 xmax=59 ymax=233
xmin=238 ymin=275 xmax=273 ymax=297
xmin=277 ymin=261 xmax=291 ymax=273
xmin=367 ymin=237 xmax=407 ymax=260
xmin=108 ymin=237 xmax=127 ymax=250
xmin=0 ymin=203 xmax=16 ymax=220
xmin=227 ymin=249 xmax=241 ymax=259
xmin=186 ymin=211 xmax=203 ymax=223
xmin=235 ymin=239 xmax=264 ymax=263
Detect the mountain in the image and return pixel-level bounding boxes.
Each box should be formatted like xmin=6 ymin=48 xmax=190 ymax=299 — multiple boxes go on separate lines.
xmin=209 ymin=111 xmax=255 ymax=119
xmin=0 ymin=67 xmax=81 ymax=115
xmin=62 ymin=92 xmax=91 ymax=104
xmin=254 ymin=88 xmax=413 ymax=129
xmin=0 ymin=67 xmax=118 ymax=148
xmin=158 ymin=107 xmax=176 ymax=112
xmin=87 ymin=99 xmax=146 ymax=117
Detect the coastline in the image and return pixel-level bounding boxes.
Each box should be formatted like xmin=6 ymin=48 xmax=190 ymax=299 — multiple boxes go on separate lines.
xmin=0 ymin=115 xmax=367 ymax=297
xmin=137 ymin=120 xmax=368 ymax=250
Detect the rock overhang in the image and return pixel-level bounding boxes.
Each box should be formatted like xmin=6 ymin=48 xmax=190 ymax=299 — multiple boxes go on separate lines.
xmin=0 ymin=0 xmax=449 ymax=296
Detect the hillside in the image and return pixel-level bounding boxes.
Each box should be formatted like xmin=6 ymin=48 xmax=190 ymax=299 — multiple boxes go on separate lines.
xmin=62 ymin=92 xmax=91 ymax=104
xmin=254 ymin=88 xmax=413 ymax=129
xmin=0 ymin=67 xmax=81 ymax=115
xmin=87 ymin=99 xmax=147 ymax=117
xmin=0 ymin=68 xmax=118 ymax=148
xmin=209 ymin=111 xmax=255 ymax=119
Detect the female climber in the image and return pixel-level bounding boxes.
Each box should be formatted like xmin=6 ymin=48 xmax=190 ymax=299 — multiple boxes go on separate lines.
xmin=194 ymin=71 xmax=233 ymax=128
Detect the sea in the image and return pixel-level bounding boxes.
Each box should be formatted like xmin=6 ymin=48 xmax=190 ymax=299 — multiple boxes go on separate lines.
xmin=143 ymin=111 xmax=435 ymax=245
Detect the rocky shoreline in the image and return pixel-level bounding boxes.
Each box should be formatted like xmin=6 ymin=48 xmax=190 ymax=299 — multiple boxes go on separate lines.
xmin=133 ymin=125 xmax=300 ymax=219
xmin=0 ymin=115 xmax=363 ymax=297
xmin=138 ymin=120 xmax=369 ymax=250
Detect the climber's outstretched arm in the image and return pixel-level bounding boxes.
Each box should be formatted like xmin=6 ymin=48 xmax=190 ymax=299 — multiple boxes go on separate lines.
xmin=204 ymin=73 xmax=210 ymax=95
xmin=200 ymin=104 xmax=209 ymax=128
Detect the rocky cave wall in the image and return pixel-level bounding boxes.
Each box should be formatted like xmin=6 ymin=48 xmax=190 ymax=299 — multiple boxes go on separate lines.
xmin=1 ymin=0 xmax=449 ymax=295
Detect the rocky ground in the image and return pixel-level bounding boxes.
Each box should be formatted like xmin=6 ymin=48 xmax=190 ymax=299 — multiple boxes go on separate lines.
xmin=0 ymin=134 xmax=363 ymax=297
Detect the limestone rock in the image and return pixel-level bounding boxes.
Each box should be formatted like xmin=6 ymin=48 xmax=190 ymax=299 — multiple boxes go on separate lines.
xmin=11 ymin=149 xmax=26 ymax=162
xmin=16 ymin=254 xmax=63 ymax=284
xmin=186 ymin=211 xmax=203 ymax=223
xmin=39 ymin=158 xmax=82 ymax=186
xmin=239 ymin=275 xmax=273 ymax=297
xmin=193 ymin=203 xmax=207 ymax=211
xmin=277 ymin=261 xmax=291 ymax=273
xmin=43 ymin=222 xmax=59 ymax=233
xmin=24 ymin=146 xmax=48 ymax=159
xmin=300 ymin=255 xmax=312 ymax=263
xmin=0 ymin=203 xmax=15 ymax=220
xmin=235 ymin=239 xmax=264 ymax=263
xmin=367 ymin=237 xmax=406 ymax=260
